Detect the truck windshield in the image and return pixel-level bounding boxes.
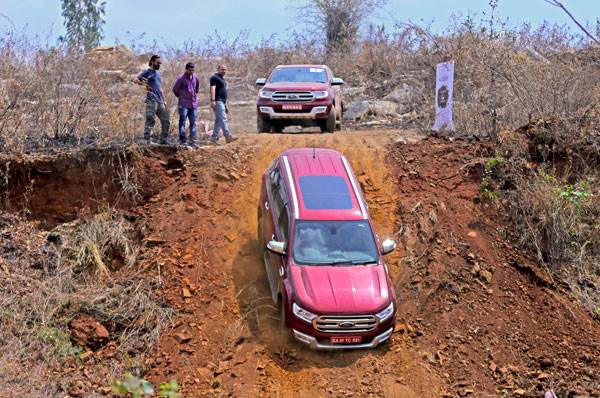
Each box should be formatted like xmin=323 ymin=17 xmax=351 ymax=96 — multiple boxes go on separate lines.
xmin=292 ymin=220 xmax=379 ymax=265
xmin=269 ymin=67 xmax=328 ymax=83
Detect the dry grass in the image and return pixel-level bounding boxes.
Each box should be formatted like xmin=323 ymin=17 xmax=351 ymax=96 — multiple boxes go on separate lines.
xmin=506 ymin=168 xmax=600 ymax=314
xmin=0 ymin=210 xmax=174 ymax=397
xmin=68 ymin=208 xmax=138 ymax=275
xmin=488 ymin=122 xmax=600 ymax=315
xmin=2 ymin=17 xmax=599 ymax=152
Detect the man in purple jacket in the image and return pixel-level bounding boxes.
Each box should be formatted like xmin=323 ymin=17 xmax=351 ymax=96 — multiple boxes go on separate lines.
xmin=172 ymin=62 xmax=200 ymax=146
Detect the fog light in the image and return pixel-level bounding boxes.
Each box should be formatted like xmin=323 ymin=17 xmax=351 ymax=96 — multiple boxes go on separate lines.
xmin=313 ymin=106 xmax=327 ymax=113
xmin=259 ymin=107 xmax=272 ymax=113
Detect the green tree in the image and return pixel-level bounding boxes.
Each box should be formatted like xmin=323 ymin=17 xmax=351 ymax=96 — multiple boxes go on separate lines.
xmin=60 ymin=0 xmax=106 ymax=51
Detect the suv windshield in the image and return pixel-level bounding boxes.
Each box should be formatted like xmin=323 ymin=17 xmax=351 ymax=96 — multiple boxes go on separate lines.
xmin=292 ymin=220 xmax=379 ymax=265
xmin=269 ymin=67 xmax=328 ymax=83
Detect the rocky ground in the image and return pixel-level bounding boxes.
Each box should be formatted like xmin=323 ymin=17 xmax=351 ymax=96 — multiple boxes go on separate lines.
xmin=1 ymin=130 xmax=599 ymax=398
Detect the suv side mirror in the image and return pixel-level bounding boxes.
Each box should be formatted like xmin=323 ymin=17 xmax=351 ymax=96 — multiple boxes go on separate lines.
xmin=381 ymin=239 xmax=397 ymax=255
xmin=256 ymin=78 xmax=266 ymax=86
xmin=332 ymin=77 xmax=344 ymax=86
xmin=267 ymin=239 xmax=286 ymax=255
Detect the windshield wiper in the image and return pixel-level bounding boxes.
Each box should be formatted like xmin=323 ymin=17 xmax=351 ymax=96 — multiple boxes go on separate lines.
xmin=315 ymin=259 xmax=377 ymax=266
xmin=350 ymin=260 xmax=378 ymax=265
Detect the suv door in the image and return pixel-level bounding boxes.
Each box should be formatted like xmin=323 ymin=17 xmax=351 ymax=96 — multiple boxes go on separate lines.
xmin=262 ymin=162 xmax=289 ymax=302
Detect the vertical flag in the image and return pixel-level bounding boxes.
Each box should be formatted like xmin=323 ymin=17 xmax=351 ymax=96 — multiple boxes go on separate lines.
xmin=433 ymin=61 xmax=455 ymax=131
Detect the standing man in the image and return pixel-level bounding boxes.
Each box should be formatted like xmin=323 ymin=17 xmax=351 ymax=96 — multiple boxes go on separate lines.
xmin=210 ymin=65 xmax=238 ymax=144
xmin=135 ymin=54 xmax=170 ymax=144
xmin=172 ymin=62 xmax=199 ymax=147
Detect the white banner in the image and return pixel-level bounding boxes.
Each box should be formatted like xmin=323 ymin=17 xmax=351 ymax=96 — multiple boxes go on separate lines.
xmin=432 ymin=61 xmax=455 ymax=131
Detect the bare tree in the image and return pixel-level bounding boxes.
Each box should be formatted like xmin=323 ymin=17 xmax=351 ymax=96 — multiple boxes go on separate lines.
xmin=544 ymin=0 xmax=600 ymax=45
xmin=298 ymin=0 xmax=387 ymax=55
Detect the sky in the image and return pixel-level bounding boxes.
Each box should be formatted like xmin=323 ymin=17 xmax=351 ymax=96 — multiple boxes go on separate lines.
xmin=1 ymin=0 xmax=599 ymax=47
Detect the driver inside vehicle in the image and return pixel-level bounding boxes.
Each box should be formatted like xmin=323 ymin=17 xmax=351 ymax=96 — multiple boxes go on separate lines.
xmin=295 ymin=226 xmax=328 ymax=260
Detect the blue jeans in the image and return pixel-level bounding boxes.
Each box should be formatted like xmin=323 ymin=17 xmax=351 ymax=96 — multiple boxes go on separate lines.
xmin=212 ymin=101 xmax=231 ymax=141
xmin=178 ymin=106 xmax=197 ymax=142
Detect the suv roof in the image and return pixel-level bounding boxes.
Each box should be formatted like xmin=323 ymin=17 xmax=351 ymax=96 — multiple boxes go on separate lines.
xmin=279 ymin=148 xmax=367 ymax=221
xmin=274 ymin=64 xmax=327 ymax=69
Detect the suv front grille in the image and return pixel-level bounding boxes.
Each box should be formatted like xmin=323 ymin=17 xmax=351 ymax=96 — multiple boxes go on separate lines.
xmin=313 ymin=315 xmax=378 ymax=333
xmin=272 ymin=91 xmax=314 ymax=102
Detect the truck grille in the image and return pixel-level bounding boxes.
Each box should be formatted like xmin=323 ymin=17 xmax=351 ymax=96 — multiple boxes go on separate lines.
xmin=313 ymin=315 xmax=378 ymax=333
xmin=272 ymin=91 xmax=314 ymax=102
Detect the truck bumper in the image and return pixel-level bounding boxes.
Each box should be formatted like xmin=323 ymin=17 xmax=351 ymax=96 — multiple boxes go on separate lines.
xmin=292 ymin=327 xmax=393 ymax=350
xmin=258 ymin=106 xmax=328 ymax=120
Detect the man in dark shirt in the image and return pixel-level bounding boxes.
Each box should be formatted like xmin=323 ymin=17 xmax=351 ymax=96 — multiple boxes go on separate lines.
xmin=172 ymin=62 xmax=199 ymax=147
xmin=135 ymin=55 xmax=170 ymax=144
xmin=209 ymin=65 xmax=238 ymax=144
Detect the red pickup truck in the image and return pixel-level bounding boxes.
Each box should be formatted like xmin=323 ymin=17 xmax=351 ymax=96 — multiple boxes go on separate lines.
xmin=258 ymin=148 xmax=397 ymax=350
xmin=255 ymin=65 xmax=344 ymax=133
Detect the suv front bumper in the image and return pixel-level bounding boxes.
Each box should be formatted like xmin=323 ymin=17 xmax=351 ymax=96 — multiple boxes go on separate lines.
xmin=258 ymin=106 xmax=329 ymax=120
xmin=292 ymin=327 xmax=393 ymax=350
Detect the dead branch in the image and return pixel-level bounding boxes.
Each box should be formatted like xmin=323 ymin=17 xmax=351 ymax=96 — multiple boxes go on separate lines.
xmin=544 ymin=0 xmax=600 ymax=45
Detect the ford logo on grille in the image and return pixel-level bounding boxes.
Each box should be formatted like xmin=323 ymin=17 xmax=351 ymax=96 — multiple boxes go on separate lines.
xmin=288 ymin=94 xmax=298 ymax=99
xmin=339 ymin=321 xmax=355 ymax=328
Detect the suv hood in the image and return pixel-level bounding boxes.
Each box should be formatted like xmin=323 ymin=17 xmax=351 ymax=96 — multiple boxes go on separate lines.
xmin=264 ymin=82 xmax=328 ymax=91
xmin=290 ymin=264 xmax=390 ymax=314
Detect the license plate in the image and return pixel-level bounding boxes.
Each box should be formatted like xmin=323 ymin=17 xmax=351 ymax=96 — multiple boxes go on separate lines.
xmin=331 ymin=336 xmax=362 ymax=344
xmin=282 ymin=104 xmax=303 ymax=110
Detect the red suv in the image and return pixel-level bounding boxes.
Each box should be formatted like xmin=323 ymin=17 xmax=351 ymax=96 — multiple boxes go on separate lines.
xmin=255 ymin=65 xmax=344 ymax=133
xmin=258 ymin=148 xmax=397 ymax=350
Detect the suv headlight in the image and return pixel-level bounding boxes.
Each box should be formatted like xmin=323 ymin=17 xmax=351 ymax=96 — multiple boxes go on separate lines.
xmin=292 ymin=302 xmax=317 ymax=323
xmin=375 ymin=302 xmax=394 ymax=322
xmin=259 ymin=89 xmax=273 ymax=99
xmin=312 ymin=90 xmax=328 ymax=99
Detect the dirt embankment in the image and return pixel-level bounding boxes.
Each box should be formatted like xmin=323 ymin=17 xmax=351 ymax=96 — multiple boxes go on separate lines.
xmin=133 ymin=132 xmax=598 ymax=397
xmin=1 ymin=131 xmax=599 ymax=398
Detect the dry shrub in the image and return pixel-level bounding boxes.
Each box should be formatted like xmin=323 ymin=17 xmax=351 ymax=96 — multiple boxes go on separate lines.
xmin=68 ymin=208 xmax=138 ymax=275
xmin=2 ymin=16 xmax=600 ymax=151
xmin=507 ymin=169 xmax=599 ymax=312
xmin=495 ymin=120 xmax=600 ymax=315
xmin=0 ymin=210 xmax=174 ymax=397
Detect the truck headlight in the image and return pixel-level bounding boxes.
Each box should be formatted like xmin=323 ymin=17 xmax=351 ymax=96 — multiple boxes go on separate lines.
xmin=375 ymin=302 xmax=394 ymax=322
xmin=292 ymin=302 xmax=317 ymax=323
xmin=312 ymin=90 xmax=328 ymax=99
xmin=259 ymin=89 xmax=273 ymax=99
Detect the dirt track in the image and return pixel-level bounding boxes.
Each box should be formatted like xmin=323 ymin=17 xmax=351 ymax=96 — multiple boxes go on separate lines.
xmin=127 ymin=130 xmax=600 ymax=398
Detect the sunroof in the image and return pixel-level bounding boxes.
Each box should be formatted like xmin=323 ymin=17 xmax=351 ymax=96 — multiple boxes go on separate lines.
xmin=298 ymin=176 xmax=353 ymax=210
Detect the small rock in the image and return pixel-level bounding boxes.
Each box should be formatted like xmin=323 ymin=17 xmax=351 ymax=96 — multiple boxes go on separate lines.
xmin=182 ymin=287 xmax=193 ymax=298
xmin=514 ymin=389 xmax=526 ymax=396
xmin=173 ymin=332 xmax=191 ymax=344
xmin=47 ymin=232 xmax=62 ymax=244
xmin=145 ymin=236 xmax=166 ymax=246
xmin=70 ymin=316 xmax=109 ymax=350
xmin=537 ymin=372 xmax=551 ymax=380
xmin=480 ymin=270 xmax=493 ymax=284
xmin=224 ymin=233 xmax=236 ymax=242
xmin=540 ymin=357 xmax=555 ymax=369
